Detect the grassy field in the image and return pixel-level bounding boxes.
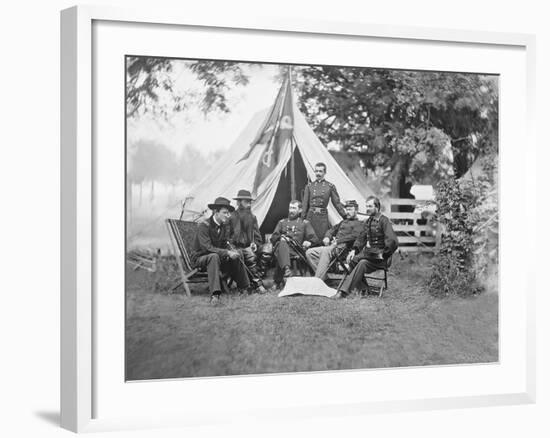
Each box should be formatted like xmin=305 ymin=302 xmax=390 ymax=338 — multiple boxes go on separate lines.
xmin=125 ymin=254 xmax=498 ymax=380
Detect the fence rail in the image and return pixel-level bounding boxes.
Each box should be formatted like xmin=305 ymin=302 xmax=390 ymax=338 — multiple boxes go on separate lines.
xmin=387 ymin=198 xmax=438 ymax=253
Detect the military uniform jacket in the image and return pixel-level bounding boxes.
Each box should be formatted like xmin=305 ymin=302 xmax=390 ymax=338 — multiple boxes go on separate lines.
xmin=325 ymin=217 xmax=364 ymax=247
xmin=301 ymin=179 xmax=347 ymax=219
xmin=191 ymin=216 xmax=232 ymax=264
xmin=352 ymin=213 xmax=398 ymax=258
xmin=270 ymin=217 xmax=319 ymax=246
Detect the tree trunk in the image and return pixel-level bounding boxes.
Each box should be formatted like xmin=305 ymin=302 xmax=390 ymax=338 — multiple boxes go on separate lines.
xmin=390 ymin=156 xmax=415 ymax=213
xmin=139 ymin=182 xmax=143 ymax=206
xmin=452 ymin=139 xmax=471 ymax=179
xmin=390 ymin=157 xmax=404 ymax=199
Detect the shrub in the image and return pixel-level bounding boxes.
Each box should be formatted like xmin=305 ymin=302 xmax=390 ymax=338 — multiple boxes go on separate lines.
xmin=428 ymin=251 xmax=484 ymax=297
xmin=427 ymin=154 xmax=497 ymax=296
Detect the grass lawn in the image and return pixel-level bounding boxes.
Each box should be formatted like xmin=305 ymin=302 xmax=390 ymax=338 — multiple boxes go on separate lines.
xmin=125 ymin=254 xmax=498 ymax=380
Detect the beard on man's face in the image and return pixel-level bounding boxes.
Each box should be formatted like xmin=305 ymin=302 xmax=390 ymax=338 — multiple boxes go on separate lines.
xmin=237 ymin=205 xmax=254 ymax=229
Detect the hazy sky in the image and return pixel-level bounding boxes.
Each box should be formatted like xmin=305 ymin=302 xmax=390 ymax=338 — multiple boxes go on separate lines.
xmin=127 ymin=61 xmax=282 ymax=156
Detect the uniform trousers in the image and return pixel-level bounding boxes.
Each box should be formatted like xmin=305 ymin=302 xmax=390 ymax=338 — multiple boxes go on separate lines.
xmin=194 ymin=253 xmax=250 ymax=294
xmin=305 ymin=243 xmax=343 ymax=280
xmin=273 ymin=239 xmax=296 ymax=269
xmin=339 ymin=253 xmax=387 ymax=294
xmin=306 ymin=211 xmax=330 ymax=242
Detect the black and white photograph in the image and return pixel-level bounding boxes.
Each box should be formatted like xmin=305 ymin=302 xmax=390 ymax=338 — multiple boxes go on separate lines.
xmin=5 ymin=0 xmax=549 ymax=435
xmin=125 ymin=57 xmax=499 ymax=381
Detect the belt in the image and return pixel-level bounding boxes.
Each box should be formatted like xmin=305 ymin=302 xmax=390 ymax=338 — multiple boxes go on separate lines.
xmin=311 ymin=207 xmax=327 ymax=214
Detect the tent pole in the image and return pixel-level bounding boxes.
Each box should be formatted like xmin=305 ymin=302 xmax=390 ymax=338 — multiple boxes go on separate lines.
xmin=288 ymin=65 xmax=296 ymax=201
xmin=290 ymin=138 xmax=296 ymax=200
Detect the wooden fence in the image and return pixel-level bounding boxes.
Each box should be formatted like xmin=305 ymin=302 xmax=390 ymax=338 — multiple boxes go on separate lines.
xmin=386 ymin=198 xmax=439 ymax=253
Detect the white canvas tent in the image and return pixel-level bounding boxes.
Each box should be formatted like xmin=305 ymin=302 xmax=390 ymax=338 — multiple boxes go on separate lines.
xmin=181 ymin=82 xmax=373 ymax=234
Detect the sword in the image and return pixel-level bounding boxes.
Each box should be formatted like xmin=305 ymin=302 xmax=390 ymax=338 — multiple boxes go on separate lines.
xmin=281 ymin=235 xmax=316 ymax=274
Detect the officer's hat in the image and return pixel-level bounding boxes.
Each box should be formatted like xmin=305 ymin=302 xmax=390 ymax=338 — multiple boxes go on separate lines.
xmin=233 ymin=189 xmax=254 ymax=201
xmin=345 ymin=200 xmax=359 ymax=208
xmin=207 ymin=196 xmax=235 ymax=212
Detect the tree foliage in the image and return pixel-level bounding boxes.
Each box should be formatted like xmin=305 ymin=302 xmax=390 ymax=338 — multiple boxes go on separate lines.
xmin=469 ymin=154 xmax=499 ymax=280
xmin=293 ymin=66 xmax=498 ymax=196
xmin=126 ymin=57 xmax=251 ymax=120
xmin=426 ymin=152 xmax=498 ymax=297
xmin=126 ymin=58 xmax=183 ymax=120
xmin=187 ymin=61 xmax=251 ymax=114
xmin=127 ymin=59 xmax=498 ymax=199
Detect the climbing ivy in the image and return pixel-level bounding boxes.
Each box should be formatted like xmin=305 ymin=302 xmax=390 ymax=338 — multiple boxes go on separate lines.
xmin=427 ymin=154 xmax=498 ymax=297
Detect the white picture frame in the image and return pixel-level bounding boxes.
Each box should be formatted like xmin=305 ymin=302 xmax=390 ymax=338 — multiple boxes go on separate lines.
xmin=60 ymin=5 xmax=536 ymax=433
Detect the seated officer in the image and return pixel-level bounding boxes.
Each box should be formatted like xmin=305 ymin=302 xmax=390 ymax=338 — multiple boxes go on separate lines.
xmin=191 ymin=196 xmax=250 ymax=303
xmin=335 ymin=196 xmax=398 ymax=298
xmin=270 ymin=200 xmax=319 ymax=279
xmin=305 ymin=200 xmax=363 ymax=280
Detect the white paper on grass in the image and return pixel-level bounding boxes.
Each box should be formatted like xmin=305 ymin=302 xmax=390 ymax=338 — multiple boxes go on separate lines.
xmin=278 ymin=276 xmax=338 ymax=298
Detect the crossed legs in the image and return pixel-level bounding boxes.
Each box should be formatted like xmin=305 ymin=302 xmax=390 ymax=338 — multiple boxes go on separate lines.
xmin=338 ymin=255 xmax=386 ymax=296
xmin=194 ymin=253 xmax=250 ymax=295
xmin=305 ymin=244 xmax=338 ymax=280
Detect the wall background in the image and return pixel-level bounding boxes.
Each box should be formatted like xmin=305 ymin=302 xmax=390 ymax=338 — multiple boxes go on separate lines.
xmin=0 ymin=1 xmax=546 ymax=437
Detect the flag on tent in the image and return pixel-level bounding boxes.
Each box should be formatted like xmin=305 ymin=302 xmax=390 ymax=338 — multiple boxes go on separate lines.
xmin=181 ymin=74 xmax=372 ymax=228
xmin=238 ymin=75 xmax=294 ymax=195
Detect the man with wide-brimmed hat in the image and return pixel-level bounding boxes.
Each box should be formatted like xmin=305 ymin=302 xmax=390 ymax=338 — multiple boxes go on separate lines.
xmin=305 ymin=199 xmax=364 ymax=280
xmin=191 ymin=196 xmax=250 ymax=302
xmin=229 ymin=189 xmax=266 ymax=293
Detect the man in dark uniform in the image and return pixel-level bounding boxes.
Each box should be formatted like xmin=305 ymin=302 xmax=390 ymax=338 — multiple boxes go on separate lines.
xmin=191 ymin=197 xmax=250 ymax=302
xmin=270 ymin=200 xmax=319 ymax=280
xmin=335 ymin=196 xmax=398 ymax=298
xmin=302 ymin=162 xmax=347 ymax=241
xmin=229 ymin=189 xmax=267 ymax=294
xmin=305 ymin=200 xmax=364 ymax=280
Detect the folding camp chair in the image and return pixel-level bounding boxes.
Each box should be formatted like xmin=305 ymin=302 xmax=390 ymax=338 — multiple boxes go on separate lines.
xmin=325 ymin=245 xmax=351 ymax=275
xmin=363 ymin=254 xmax=392 ymax=298
xmin=318 ymin=245 xmax=352 ymax=286
xmin=165 ymin=218 xmax=236 ymax=296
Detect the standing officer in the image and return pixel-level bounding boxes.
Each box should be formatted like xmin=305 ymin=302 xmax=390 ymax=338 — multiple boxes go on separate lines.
xmin=270 ymin=200 xmax=319 ymax=281
xmin=302 ymin=162 xmax=347 ymax=241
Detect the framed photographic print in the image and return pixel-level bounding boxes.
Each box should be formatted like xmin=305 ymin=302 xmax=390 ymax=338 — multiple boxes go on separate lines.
xmin=61 ymin=5 xmax=536 ymax=433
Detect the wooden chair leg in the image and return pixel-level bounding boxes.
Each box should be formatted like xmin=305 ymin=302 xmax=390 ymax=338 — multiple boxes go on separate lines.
xmin=181 ymin=277 xmax=192 ymax=296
